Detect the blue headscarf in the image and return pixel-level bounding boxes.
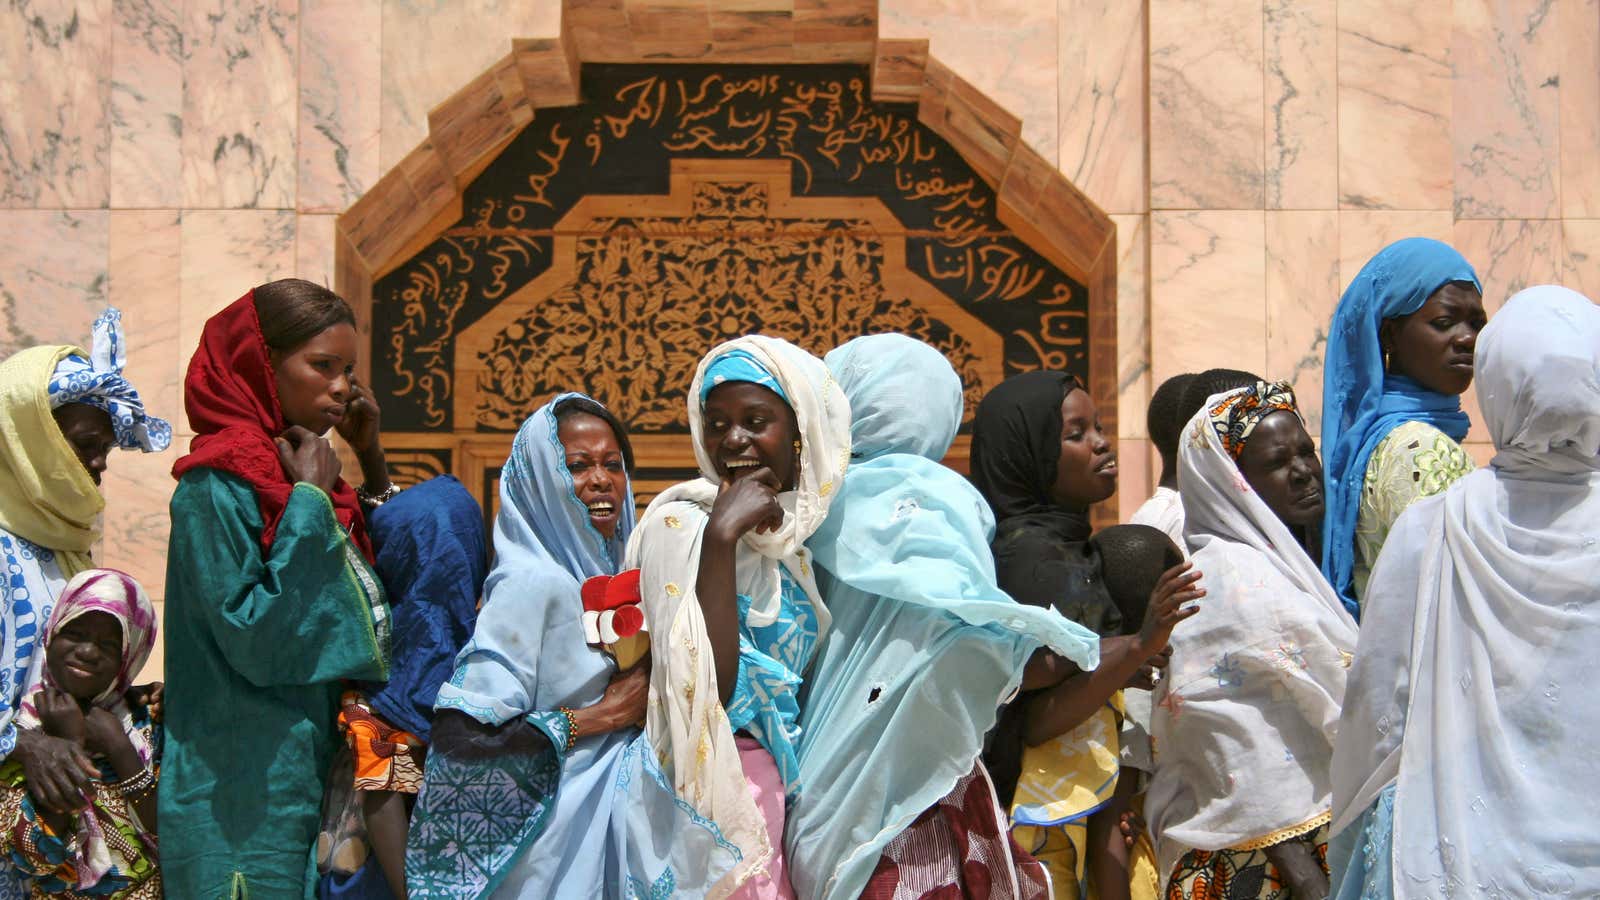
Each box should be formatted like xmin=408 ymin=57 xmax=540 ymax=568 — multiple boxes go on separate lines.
xmin=361 ymin=475 xmax=486 ymax=742
xmin=47 ymin=308 xmax=172 ymax=452
xmin=788 ymin=335 xmax=1100 ymax=900
xmin=700 ymin=349 xmax=788 ymax=405
xmin=434 ymin=392 xmax=636 ymax=725
xmin=1320 ymin=237 xmax=1480 ymax=619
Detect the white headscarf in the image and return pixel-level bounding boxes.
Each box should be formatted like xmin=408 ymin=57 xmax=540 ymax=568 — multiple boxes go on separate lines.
xmin=1146 ymin=385 xmax=1359 ymax=878
xmin=624 ymin=335 xmax=850 ymax=898
xmin=1331 ymin=285 xmax=1600 ymax=898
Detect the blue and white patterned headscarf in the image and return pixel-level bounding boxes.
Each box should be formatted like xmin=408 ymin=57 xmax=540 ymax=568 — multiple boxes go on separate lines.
xmin=699 ymin=349 xmax=789 ymax=405
xmin=46 ymin=309 xmax=171 ymax=452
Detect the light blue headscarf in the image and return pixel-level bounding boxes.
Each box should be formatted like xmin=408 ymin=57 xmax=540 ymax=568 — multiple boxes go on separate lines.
xmin=415 ymin=394 xmax=738 ymax=898
xmin=787 ymin=335 xmax=1100 ymax=900
xmin=1320 ymin=238 xmax=1480 ymax=619
xmin=700 ymin=349 xmax=788 ymax=404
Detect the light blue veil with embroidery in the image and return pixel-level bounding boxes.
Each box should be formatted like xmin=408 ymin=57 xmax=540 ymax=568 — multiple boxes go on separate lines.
xmin=786 ymin=335 xmax=1101 ymax=900
xmin=410 ymin=393 xmax=739 ymax=899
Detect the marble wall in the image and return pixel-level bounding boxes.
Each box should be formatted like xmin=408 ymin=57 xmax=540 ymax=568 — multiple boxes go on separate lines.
xmin=3 ymin=0 xmax=1599 ymax=674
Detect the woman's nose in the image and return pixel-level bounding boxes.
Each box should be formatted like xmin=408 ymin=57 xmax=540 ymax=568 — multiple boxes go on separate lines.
xmin=330 ymin=373 xmax=351 ymax=401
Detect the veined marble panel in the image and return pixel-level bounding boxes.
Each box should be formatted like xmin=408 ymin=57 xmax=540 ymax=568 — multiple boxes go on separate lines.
xmin=1562 ymin=219 xmax=1600 ymax=299
xmin=379 ymin=0 xmax=561 ymax=170
xmin=0 ymin=1 xmax=111 ymax=207
xmin=1265 ymin=210 xmax=1339 ymax=433
xmin=0 ymin=211 xmax=109 ymax=357
xmin=1335 ymin=210 xmax=1454 ymax=295
xmin=1452 ymin=0 xmax=1560 ymax=219
xmin=1113 ymin=436 xmax=1155 ymax=526
xmin=180 ymin=0 xmax=298 ymax=208
xmin=1149 ymin=0 xmax=1263 ymax=209
xmin=110 ymin=0 xmax=184 ymax=207
xmin=1337 ymin=0 xmax=1452 ymax=209
xmin=1058 ymin=0 xmax=1145 ymax=214
xmin=177 ymin=210 xmax=296 ymax=399
xmin=1561 ymin=0 xmax=1600 ymax=217
xmin=296 ymin=213 xmax=338 ymax=289
xmin=882 ymin=0 xmax=1058 ymax=159
xmin=1264 ymin=0 xmax=1336 ymax=209
xmin=299 ymin=0 xmax=382 ymax=212
xmin=1150 ymin=211 xmax=1267 ymax=388
xmin=1113 ymin=214 xmax=1150 ymax=440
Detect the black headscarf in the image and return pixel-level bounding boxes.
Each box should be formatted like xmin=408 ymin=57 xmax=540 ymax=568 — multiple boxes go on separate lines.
xmin=970 ymin=371 xmax=1119 ymax=806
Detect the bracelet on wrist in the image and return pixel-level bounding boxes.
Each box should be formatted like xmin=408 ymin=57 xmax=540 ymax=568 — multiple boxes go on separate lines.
xmin=355 ymin=482 xmax=401 ymax=508
xmin=113 ymin=766 xmax=157 ymax=801
xmin=557 ymin=707 xmax=579 ymax=753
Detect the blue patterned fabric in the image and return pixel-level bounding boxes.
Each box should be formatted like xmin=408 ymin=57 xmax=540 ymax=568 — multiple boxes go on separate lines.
xmin=1329 ymin=783 xmax=1396 ymax=900
xmin=45 ymin=309 xmax=171 ymax=453
xmin=699 ymin=349 xmax=788 ymax=405
xmin=724 ymin=571 xmax=819 ymax=797
xmin=1320 ymin=238 xmax=1479 ymax=618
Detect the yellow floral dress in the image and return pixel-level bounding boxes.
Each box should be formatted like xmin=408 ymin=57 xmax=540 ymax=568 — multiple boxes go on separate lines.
xmin=1351 ymin=421 xmax=1475 ymax=608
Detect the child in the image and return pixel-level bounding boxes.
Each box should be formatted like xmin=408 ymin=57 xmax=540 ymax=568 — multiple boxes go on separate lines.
xmin=0 ymin=568 xmax=162 ymax=899
xmin=1010 ymin=525 xmax=1185 ymax=900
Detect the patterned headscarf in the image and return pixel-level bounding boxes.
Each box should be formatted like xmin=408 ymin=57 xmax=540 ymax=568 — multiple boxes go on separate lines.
xmin=46 ymin=309 xmax=172 ymax=452
xmin=700 ymin=349 xmax=790 ymax=405
xmin=1206 ymin=381 xmax=1299 ymax=459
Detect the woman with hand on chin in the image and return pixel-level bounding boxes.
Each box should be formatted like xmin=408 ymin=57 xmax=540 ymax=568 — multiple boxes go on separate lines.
xmin=160 ymin=279 xmax=394 ymax=899
xmin=628 ymin=337 xmax=851 ymax=898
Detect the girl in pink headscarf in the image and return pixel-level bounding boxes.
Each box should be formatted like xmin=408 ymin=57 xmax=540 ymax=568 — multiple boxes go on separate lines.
xmin=0 ymin=568 xmax=162 ymax=899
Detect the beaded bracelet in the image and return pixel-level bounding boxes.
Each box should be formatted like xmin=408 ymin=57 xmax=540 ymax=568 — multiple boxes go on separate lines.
xmin=356 ymin=482 xmax=402 ymax=508
xmin=114 ymin=767 xmax=157 ymax=801
xmin=556 ymin=707 xmax=579 ymax=753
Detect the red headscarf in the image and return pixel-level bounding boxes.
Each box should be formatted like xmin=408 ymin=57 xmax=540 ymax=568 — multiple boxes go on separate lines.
xmin=172 ymin=291 xmax=372 ymax=560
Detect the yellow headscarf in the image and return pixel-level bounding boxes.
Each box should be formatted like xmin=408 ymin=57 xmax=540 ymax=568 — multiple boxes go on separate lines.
xmin=0 ymin=344 xmax=102 ymax=575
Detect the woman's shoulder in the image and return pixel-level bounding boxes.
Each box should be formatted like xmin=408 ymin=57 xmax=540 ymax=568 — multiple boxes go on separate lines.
xmin=1367 ymin=420 xmax=1475 ymax=494
xmin=1380 ymin=419 xmax=1468 ymax=451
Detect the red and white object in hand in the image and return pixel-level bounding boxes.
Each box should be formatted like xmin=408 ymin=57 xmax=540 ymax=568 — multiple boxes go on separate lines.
xmin=580 ymin=568 xmax=650 ymax=669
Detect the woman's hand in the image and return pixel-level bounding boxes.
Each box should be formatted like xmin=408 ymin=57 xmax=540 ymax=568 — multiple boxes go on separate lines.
xmin=1125 ymin=645 xmax=1172 ymax=691
xmin=126 ymin=682 xmax=164 ymax=724
xmin=1137 ymin=562 xmax=1205 ymax=657
xmin=35 ymin=688 xmax=85 ymax=743
xmin=707 ymin=469 xmax=785 ymax=546
xmin=335 ymin=376 xmax=383 ymax=456
xmin=275 ymin=425 xmax=342 ymax=495
xmin=571 ymin=657 xmax=653 ymax=738
xmin=83 ymin=708 xmax=131 ymax=758
xmin=11 ymin=729 xmax=96 ymax=813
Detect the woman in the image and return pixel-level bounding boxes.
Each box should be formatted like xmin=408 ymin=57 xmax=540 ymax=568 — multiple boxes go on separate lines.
xmin=0 ymin=309 xmax=169 ymax=898
xmin=1321 ymin=237 xmax=1484 ymax=618
xmin=1329 ymin=286 xmax=1600 ymax=899
xmin=161 ymin=280 xmax=395 ymax=898
xmin=319 ymin=475 xmax=488 ymax=899
xmin=0 ymin=568 xmax=161 ymax=899
xmin=406 ymin=393 xmax=737 ymax=898
xmin=626 ymin=336 xmax=850 ymax=897
xmin=787 ymin=335 xmax=1102 ymax=900
xmin=1147 ymin=382 xmax=1359 ymax=899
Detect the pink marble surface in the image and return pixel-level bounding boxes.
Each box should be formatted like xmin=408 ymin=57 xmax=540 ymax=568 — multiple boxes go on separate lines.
xmin=1264 ymin=0 xmax=1336 ymax=209
xmin=1336 ymin=210 xmax=1455 ymax=294
xmin=110 ymin=0 xmax=184 ymax=208
xmin=180 ymin=0 xmax=299 ymax=208
xmin=1150 ymin=211 xmax=1268 ymax=387
xmin=1451 ymin=0 xmax=1560 ymax=219
xmin=1265 ymin=209 xmax=1339 ymax=432
xmin=299 ymin=0 xmax=382 ymax=212
xmin=1562 ymin=219 xmax=1600 ymax=298
xmin=295 ymin=212 xmax=338 ymax=288
xmin=1561 ymin=0 xmax=1600 ymax=218
xmin=0 ymin=0 xmax=111 ymax=207
xmin=1112 ymin=436 xmax=1156 ymax=526
xmin=177 ymin=210 xmax=297 ymax=401
xmin=1149 ymin=0 xmax=1263 ymax=209
xmin=1337 ymin=0 xmax=1452 ymax=209
xmin=882 ymin=0 xmax=1058 ymax=159
xmin=1058 ymin=0 xmax=1146 ymax=215
xmin=1113 ymin=213 xmax=1150 ymax=439
xmin=0 ymin=211 xmax=110 ymax=357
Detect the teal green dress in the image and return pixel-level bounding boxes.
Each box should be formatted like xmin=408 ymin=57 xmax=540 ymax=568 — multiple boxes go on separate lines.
xmin=158 ymin=469 xmax=389 ymax=899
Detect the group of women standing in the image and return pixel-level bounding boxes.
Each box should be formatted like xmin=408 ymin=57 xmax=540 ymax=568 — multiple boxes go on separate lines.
xmin=0 ymin=234 xmax=1594 ymax=900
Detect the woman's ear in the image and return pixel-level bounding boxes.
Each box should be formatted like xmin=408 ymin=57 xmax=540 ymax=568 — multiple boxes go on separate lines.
xmin=1377 ymin=317 xmax=1399 ymax=357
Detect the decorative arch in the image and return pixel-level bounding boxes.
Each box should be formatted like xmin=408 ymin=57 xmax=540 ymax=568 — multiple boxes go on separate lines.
xmin=336 ymin=0 xmax=1118 ymax=524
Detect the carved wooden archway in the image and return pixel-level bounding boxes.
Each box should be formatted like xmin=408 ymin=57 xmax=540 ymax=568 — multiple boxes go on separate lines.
xmin=336 ymin=1 xmax=1118 ymax=527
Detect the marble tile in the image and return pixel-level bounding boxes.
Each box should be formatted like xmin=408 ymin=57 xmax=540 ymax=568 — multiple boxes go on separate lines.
xmin=1112 ymin=214 xmax=1150 ymax=440
xmin=178 ymin=210 xmax=297 ymax=394
xmin=110 ymin=0 xmax=184 ymax=208
xmin=1112 ymin=437 xmax=1156 ymax=526
xmin=881 ymin=0 xmax=1058 ymax=160
xmin=1264 ymin=0 xmax=1336 ymax=209
xmin=296 ymin=213 xmax=338 ymax=288
xmin=1562 ymin=218 xmax=1600 ymax=299
xmin=1337 ymin=0 xmax=1452 ymax=209
xmin=180 ymin=0 xmax=299 ymax=208
xmin=1452 ymin=0 xmax=1560 ymax=219
xmin=1149 ymin=211 xmax=1267 ymax=388
xmin=379 ymin=0 xmax=561 ymax=171
xmin=1149 ymin=0 xmax=1263 ymax=210
xmin=0 ymin=211 xmax=110 ymax=357
xmin=1335 ymin=210 xmax=1454 ymax=294
xmin=299 ymin=0 xmax=382 ymax=213
xmin=1057 ymin=0 xmax=1145 ymax=215
xmin=0 ymin=1 xmax=112 ymax=207
xmin=1265 ymin=210 xmax=1339 ymax=433
xmin=1561 ymin=0 xmax=1600 ymax=217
